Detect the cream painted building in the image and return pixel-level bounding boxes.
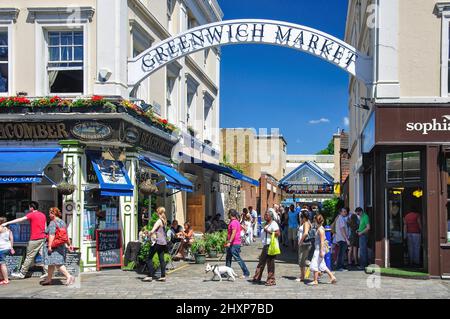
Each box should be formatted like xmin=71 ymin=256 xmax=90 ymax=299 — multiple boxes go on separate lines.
xmin=0 ymin=0 xmax=222 ymax=270
xmin=346 ymin=0 xmax=450 ymax=277
xmin=220 ymin=128 xmax=287 ymax=181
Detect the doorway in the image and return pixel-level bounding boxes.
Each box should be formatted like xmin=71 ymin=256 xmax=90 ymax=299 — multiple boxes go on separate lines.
xmin=386 ymin=186 xmax=424 ymax=268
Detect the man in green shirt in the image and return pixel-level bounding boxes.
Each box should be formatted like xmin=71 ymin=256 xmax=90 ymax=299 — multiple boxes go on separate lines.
xmin=356 ymin=207 xmax=370 ymax=269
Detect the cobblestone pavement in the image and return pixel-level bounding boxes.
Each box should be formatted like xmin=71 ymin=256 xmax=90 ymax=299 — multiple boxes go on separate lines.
xmin=0 ymin=243 xmax=449 ymax=299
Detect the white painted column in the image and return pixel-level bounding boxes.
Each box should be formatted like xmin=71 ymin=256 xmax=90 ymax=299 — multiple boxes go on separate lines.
xmin=376 ymin=0 xmax=400 ymax=98
xmin=61 ymin=142 xmax=85 ymax=250
xmin=120 ymin=151 xmax=139 ymax=248
xmin=94 ymin=0 xmax=129 ymax=97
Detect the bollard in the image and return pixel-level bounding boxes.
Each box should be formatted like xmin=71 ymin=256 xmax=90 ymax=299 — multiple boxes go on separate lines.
xmin=324 ymin=225 xmax=332 ymax=270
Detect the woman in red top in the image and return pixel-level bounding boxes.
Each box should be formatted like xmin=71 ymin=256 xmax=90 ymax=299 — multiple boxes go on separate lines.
xmin=403 ymin=210 xmax=422 ymax=266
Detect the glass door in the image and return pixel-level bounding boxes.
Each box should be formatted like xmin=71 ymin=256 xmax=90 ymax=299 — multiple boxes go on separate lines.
xmin=386 ymin=186 xmax=424 ymax=268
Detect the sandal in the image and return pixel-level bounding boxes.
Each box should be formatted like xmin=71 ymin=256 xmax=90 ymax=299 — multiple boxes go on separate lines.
xmin=330 ymin=278 xmax=337 ymax=284
xmin=307 ymin=281 xmax=319 ymax=286
xmin=0 ymin=280 xmax=9 ymax=285
xmin=264 ymin=282 xmax=276 ymax=286
xmin=40 ymin=280 xmax=52 ymax=286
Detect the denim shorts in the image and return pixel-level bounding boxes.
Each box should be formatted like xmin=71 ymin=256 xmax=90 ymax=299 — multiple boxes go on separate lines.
xmin=0 ymin=249 xmax=10 ymax=264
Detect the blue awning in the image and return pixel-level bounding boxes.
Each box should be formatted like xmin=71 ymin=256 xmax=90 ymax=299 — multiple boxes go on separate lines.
xmin=181 ymin=154 xmax=259 ymax=187
xmin=87 ymin=153 xmax=134 ymax=197
xmin=0 ymin=147 xmax=61 ymax=184
xmin=139 ymin=156 xmax=193 ymax=192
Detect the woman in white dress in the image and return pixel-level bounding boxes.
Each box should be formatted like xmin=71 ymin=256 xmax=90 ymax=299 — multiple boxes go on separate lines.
xmin=309 ymin=214 xmax=337 ymax=286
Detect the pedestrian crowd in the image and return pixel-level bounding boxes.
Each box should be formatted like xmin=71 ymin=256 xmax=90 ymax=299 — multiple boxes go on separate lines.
xmin=0 ymin=201 xmax=74 ymax=286
xmin=0 ymin=200 xmax=376 ymax=288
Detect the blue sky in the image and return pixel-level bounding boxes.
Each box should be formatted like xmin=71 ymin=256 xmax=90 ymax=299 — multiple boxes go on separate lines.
xmin=218 ymin=0 xmax=350 ymax=154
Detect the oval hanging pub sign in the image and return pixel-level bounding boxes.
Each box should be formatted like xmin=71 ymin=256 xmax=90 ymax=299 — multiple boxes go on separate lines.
xmin=71 ymin=121 xmax=113 ymax=141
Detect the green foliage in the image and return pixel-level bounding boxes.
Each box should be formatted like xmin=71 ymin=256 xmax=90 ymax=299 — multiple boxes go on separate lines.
xmin=137 ymin=241 xmax=171 ymax=269
xmin=191 ymin=238 xmax=207 ymax=255
xmin=322 ymin=197 xmax=344 ymax=225
xmin=123 ymin=261 xmax=136 ymax=270
xmin=317 ymin=138 xmax=335 ymax=155
xmin=204 ymin=231 xmax=228 ymax=253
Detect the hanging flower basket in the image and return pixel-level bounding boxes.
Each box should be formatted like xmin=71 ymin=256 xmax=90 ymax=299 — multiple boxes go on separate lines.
xmin=56 ymin=182 xmax=76 ymax=195
xmin=139 ymin=180 xmax=159 ymax=195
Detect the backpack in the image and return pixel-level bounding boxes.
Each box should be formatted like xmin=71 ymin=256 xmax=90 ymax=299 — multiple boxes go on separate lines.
xmin=305 ymin=223 xmax=317 ymax=242
xmin=51 ymin=221 xmax=69 ymax=248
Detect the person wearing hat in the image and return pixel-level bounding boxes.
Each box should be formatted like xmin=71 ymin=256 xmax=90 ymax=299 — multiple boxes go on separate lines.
xmin=252 ymin=208 xmax=280 ymax=286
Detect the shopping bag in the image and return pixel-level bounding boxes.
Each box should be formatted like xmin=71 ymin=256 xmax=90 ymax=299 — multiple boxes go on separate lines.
xmin=268 ymin=232 xmax=281 ymax=256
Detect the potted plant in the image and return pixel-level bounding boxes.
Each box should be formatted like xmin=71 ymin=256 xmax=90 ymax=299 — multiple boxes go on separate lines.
xmin=191 ymin=238 xmax=207 ymax=264
xmin=0 ymin=97 xmax=32 ymax=113
xmin=139 ymin=179 xmax=159 ymax=195
xmin=205 ymin=232 xmax=222 ymax=258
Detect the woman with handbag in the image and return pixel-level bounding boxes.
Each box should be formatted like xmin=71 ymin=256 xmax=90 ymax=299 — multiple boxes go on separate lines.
xmin=308 ymin=214 xmax=336 ymax=286
xmin=143 ymin=207 xmax=168 ymax=282
xmin=41 ymin=207 xmax=74 ymax=286
xmin=252 ymin=208 xmax=280 ymax=286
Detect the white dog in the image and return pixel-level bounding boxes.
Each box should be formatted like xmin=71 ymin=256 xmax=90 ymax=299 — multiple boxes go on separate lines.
xmin=205 ymin=263 xmax=237 ymax=282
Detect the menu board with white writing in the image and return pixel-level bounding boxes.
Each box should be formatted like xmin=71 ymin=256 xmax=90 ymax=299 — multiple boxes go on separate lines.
xmin=95 ymin=229 xmax=123 ymax=270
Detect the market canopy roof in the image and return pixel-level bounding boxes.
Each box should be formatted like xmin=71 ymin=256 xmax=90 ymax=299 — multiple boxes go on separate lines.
xmin=0 ymin=147 xmax=61 ymax=184
xmin=279 ymin=161 xmax=335 ymax=192
xmin=139 ymin=156 xmax=193 ymax=192
xmin=87 ymin=152 xmax=134 ymax=197
xmin=179 ymin=153 xmax=259 ymax=187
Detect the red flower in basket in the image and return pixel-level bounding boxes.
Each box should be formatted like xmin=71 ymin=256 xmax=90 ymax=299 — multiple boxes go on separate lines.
xmin=162 ymin=119 xmax=168 ymax=125
xmin=91 ymin=95 xmax=104 ymax=102
xmin=49 ymin=96 xmax=61 ymax=104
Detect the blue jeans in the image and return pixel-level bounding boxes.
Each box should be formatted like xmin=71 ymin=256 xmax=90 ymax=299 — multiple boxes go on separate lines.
xmin=336 ymin=241 xmax=347 ymax=270
xmin=226 ymin=245 xmax=250 ymax=277
xmin=359 ymin=234 xmax=368 ymax=268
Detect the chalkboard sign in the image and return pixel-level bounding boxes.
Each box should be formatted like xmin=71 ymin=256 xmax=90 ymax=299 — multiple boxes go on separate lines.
xmin=65 ymin=252 xmax=81 ymax=276
xmin=5 ymin=255 xmax=23 ymax=275
xmin=96 ymin=229 xmax=123 ymax=270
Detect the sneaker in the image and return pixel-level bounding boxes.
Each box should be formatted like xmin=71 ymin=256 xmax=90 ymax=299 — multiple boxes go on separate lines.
xmin=142 ymin=276 xmax=153 ymax=282
xmin=40 ymin=273 xmax=48 ymax=279
xmin=11 ymin=272 xmax=25 ymax=279
xmin=157 ymin=277 xmax=166 ymax=282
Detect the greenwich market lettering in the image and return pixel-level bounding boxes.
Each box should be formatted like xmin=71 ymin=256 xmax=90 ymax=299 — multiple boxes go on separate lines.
xmin=406 ymin=116 xmax=450 ymax=135
xmin=0 ymin=123 xmax=69 ymax=140
xmin=129 ymin=20 xmax=371 ymax=87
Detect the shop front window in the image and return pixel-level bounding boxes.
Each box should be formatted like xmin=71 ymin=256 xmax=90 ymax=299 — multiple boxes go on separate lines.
xmin=386 ymin=151 xmax=421 ymax=183
xmin=83 ymin=189 xmax=120 ymax=241
xmin=0 ymin=185 xmax=32 ymax=243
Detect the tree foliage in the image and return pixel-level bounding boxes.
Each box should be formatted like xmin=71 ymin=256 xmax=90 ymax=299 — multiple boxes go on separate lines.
xmin=317 ymin=139 xmax=334 ymax=155
xmin=321 ymin=197 xmax=344 ymax=225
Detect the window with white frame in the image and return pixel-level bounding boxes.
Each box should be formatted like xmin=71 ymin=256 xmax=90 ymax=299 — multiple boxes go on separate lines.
xmin=203 ymin=93 xmax=213 ymax=141
xmin=47 ymin=30 xmax=84 ymax=94
xmin=0 ymin=31 xmax=8 ymax=93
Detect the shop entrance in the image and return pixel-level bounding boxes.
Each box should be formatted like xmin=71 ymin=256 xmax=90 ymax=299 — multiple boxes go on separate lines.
xmin=384 ymin=150 xmax=425 ymax=269
xmin=386 ymin=186 xmax=424 ymax=268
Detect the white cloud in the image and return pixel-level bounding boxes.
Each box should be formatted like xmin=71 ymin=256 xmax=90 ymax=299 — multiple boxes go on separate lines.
xmin=343 ymin=117 xmax=350 ymax=127
xmin=309 ymin=118 xmax=330 ymax=125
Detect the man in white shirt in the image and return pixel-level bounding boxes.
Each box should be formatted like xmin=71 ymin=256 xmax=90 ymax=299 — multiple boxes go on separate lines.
xmin=334 ymin=208 xmax=350 ymax=271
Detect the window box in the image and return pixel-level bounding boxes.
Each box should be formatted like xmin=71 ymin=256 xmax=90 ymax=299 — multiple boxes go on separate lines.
xmin=34 ymin=105 xmax=71 ymax=113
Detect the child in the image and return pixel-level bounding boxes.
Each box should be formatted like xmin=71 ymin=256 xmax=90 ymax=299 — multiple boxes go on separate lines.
xmin=0 ymin=217 xmax=15 ymax=285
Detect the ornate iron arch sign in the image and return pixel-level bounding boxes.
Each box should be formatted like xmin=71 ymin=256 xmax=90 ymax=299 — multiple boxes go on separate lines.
xmin=128 ymin=19 xmax=372 ymax=88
